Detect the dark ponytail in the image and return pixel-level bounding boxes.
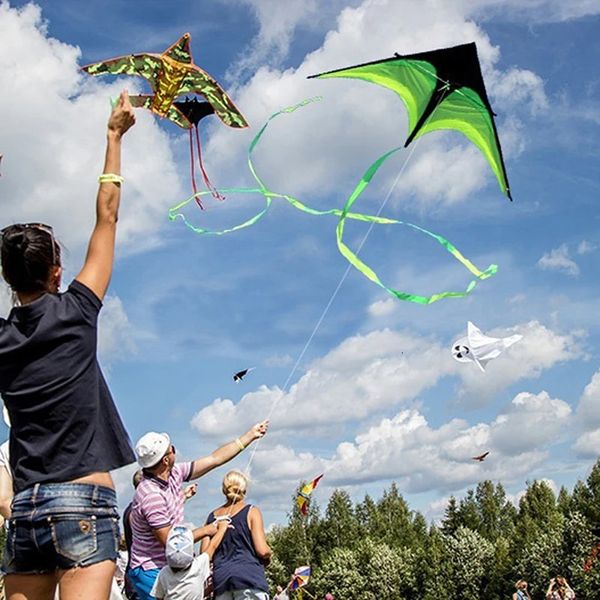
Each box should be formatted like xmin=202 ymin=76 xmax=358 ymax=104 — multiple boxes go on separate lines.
xmin=1 ymin=224 xmax=61 ymax=293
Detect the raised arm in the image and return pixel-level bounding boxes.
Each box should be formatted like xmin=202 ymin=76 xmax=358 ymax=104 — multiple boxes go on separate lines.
xmin=190 ymin=420 xmax=269 ymax=480
xmin=248 ymin=505 xmax=271 ymax=563
xmin=203 ymin=519 xmax=230 ymax=560
xmin=152 ymin=522 xmax=218 ymax=547
xmin=76 ymin=90 xmax=135 ymax=300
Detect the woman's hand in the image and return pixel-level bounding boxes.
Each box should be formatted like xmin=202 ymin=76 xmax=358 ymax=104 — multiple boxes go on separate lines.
xmin=249 ymin=420 xmax=269 ymax=441
xmin=107 ymin=90 xmax=136 ymax=138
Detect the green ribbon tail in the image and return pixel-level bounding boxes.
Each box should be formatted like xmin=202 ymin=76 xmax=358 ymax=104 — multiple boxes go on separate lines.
xmin=168 ymin=97 xmax=498 ymax=304
xmin=334 ymin=148 xmax=498 ymax=304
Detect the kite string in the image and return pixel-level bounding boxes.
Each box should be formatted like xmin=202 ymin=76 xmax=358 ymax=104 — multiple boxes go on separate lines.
xmin=242 ymin=123 xmax=429 ymax=475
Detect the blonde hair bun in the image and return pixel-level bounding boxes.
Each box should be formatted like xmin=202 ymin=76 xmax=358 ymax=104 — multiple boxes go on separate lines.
xmin=222 ymin=470 xmax=249 ymax=502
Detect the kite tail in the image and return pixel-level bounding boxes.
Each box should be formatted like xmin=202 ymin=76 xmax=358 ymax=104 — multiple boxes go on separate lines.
xmin=195 ymin=126 xmax=225 ymax=202
xmin=189 ymin=129 xmax=204 ymax=210
xmin=169 ymin=97 xmax=498 ymax=304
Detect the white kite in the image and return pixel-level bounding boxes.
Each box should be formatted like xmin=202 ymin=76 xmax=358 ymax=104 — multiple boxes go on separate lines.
xmin=452 ymin=322 xmax=522 ymax=372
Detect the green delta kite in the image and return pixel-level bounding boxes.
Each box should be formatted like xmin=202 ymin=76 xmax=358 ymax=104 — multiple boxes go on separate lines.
xmin=309 ymin=41 xmax=511 ymax=199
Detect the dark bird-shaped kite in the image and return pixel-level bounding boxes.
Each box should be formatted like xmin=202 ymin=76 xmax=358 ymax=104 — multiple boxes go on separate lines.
xmin=233 ymin=368 xmax=254 ymax=383
xmin=472 ymin=451 xmax=490 ymax=462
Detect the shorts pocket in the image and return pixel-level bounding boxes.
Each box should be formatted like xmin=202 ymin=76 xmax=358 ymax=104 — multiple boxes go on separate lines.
xmin=49 ymin=515 xmax=98 ymax=563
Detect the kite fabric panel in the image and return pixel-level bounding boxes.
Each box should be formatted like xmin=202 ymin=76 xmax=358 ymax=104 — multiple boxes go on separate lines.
xmin=296 ymin=474 xmax=324 ymax=516
xmin=452 ymin=321 xmax=523 ymax=371
xmin=309 ymin=42 xmax=511 ymax=199
xmin=82 ymin=33 xmax=247 ymax=130
xmin=169 ymin=97 xmax=499 ymax=304
xmin=289 ymin=566 xmax=311 ymax=590
xmin=82 ymin=33 xmax=247 ymax=206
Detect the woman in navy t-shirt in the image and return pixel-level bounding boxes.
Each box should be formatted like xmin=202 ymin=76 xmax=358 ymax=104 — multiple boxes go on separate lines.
xmin=204 ymin=470 xmax=271 ymax=600
xmin=0 ymin=91 xmax=136 ymax=599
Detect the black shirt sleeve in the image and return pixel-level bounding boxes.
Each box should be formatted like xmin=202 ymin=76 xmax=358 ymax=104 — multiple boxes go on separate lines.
xmin=66 ymin=280 xmax=103 ymax=325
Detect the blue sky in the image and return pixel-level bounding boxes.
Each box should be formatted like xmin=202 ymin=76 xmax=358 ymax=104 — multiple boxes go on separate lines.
xmin=0 ymin=0 xmax=599 ymax=527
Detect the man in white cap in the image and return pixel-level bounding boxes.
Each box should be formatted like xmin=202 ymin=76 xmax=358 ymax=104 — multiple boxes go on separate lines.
xmin=128 ymin=420 xmax=268 ymax=600
xmin=151 ymin=522 xmax=229 ymax=600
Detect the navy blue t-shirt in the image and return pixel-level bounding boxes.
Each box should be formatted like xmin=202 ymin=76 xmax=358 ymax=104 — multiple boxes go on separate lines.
xmin=207 ymin=505 xmax=269 ymax=595
xmin=0 ymin=280 xmax=135 ymax=492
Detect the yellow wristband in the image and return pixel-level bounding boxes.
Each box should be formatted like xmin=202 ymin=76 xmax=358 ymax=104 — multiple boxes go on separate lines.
xmin=235 ymin=437 xmax=245 ymax=451
xmin=98 ymin=173 xmax=124 ymax=184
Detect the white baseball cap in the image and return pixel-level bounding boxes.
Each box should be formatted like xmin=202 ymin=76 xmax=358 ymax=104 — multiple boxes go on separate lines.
xmin=166 ymin=526 xmax=194 ymax=569
xmin=135 ymin=432 xmax=171 ymax=468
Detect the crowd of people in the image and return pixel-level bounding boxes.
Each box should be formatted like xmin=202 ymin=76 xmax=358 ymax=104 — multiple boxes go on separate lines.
xmin=0 ymin=92 xmax=330 ymax=600
xmin=0 ymin=92 xmax=580 ymax=600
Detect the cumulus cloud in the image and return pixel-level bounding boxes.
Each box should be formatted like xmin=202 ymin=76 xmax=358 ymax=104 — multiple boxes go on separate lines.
xmin=325 ymin=391 xmax=569 ymax=492
xmin=367 ymin=298 xmax=396 ymax=318
xmin=192 ymin=321 xmax=579 ymax=437
xmin=0 ymin=3 xmax=184 ymax=267
xmin=244 ymin=390 xmax=570 ymax=497
xmin=0 ymin=282 xmax=12 ymax=315
xmin=223 ymin=0 xmax=358 ymax=81
xmin=204 ymin=0 xmax=547 ymax=215
xmin=191 ymin=328 xmax=453 ymax=438
xmin=98 ymin=295 xmax=139 ymax=362
xmin=573 ymin=369 xmax=600 ymax=458
xmin=577 ymin=240 xmax=596 ymax=255
xmin=537 ymin=244 xmax=580 ymax=276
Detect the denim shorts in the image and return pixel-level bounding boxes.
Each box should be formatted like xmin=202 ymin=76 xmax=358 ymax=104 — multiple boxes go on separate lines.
xmin=2 ymin=482 xmax=120 ymax=574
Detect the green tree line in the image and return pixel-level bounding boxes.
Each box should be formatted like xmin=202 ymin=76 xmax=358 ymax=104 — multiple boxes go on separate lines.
xmin=265 ymin=460 xmax=600 ymax=599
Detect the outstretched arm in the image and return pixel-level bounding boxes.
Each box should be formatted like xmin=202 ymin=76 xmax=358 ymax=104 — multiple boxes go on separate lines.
xmin=153 ymin=522 xmax=218 ymax=546
xmin=76 ymin=90 xmax=135 ymax=299
xmin=190 ymin=420 xmax=268 ymax=480
xmin=203 ymin=520 xmax=230 ymax=560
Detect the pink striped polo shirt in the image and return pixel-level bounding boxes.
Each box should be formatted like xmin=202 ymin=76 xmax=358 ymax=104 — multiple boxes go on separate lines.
xmin=129 ymin=461 xmax=193 ymax=570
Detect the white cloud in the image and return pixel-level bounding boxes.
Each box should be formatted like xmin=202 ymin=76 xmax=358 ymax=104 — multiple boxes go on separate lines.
xmin=192 ymin=328 xmax=454 ymax=437
xmin=537 ymin=244 xmax=580 ymax=276
xmin=488 ymin=67 xmax=548 ymax=114
xmin=98 ymin=295 xmax=138 ymax=362
xmin=0 ymin=3 xmax=184 ymax=269
xmin=577 ymin=240 xmax=596 ymax=255
xmin=0 ymin=282 xmax=12 ymax=315
xmin=324 ymin=391 xmax=568 ymax=492
xmin=489 ymin=391 xmax=571 ymax=454
xmin=193 ymin=321 xmax=581 ymax=436
xmin=222 ymin=0 xmax=356 ymax=81
xmin=367 ymin=297 xmax=396 ymax=318
xmin=573 ymin=430 xmax=600 ymax=458
xmin=247 ymin=389 xmax=569 ymax=495
xmin=573 ymin=369 xmax=600 ymax=458
xmin=205 ymin=0 xmax=547 ymax=214
xmin=575 ymin=370 xmax=600 ymax=428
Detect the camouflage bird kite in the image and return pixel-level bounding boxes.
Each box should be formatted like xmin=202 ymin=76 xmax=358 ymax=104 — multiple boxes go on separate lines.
xmin=82 ymin=33 xmax=248 ymax=206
